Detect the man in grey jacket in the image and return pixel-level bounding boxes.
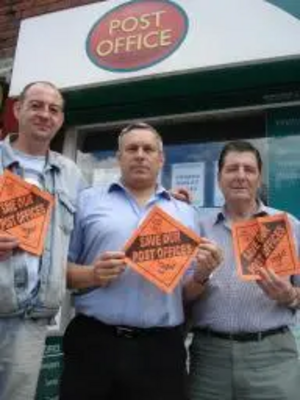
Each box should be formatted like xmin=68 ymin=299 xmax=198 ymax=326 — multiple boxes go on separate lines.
xmin=0 ymin=81 xmax=84 ymax=400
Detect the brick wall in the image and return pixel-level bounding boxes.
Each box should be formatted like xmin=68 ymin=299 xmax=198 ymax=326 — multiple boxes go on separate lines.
xmin=0 ymin=0 xmax=106 ymax=59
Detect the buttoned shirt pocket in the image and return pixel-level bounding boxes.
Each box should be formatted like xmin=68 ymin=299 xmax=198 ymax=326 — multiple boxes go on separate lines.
xmin=58 ymin=191 xmax=76 ymax=234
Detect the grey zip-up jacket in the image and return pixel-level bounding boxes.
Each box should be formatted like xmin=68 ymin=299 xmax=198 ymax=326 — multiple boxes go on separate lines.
xmin=0 ymin=135 xmax=85 ymax=319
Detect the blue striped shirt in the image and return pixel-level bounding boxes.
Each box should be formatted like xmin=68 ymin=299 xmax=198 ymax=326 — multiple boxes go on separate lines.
xmin=68 ymin=182 xmax=199 ymax=328
xmin=192 ymin=203 xmax=300 ymax=332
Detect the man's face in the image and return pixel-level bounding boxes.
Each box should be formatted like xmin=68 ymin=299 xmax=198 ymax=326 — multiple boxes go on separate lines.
xmin=218 ymin=151 xmax=261 ymax=205
xmin=118 ymin=129 xmax=164 ymax=189
xmin=14 ymin=83 xmax=64 ymax=145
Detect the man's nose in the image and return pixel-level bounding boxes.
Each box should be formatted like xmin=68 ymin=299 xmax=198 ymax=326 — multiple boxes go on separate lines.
xmin=37 ymin=107 xmax=51 ymax=118
xmin=236 ymin=167 xmax=246 ymax=178
xmin=136 ymin=148 xmax=145 ymax=157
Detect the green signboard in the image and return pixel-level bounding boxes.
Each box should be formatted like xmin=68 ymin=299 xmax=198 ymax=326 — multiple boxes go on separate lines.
xmin=35 ymin=336 xmax=63 ymax=400
xmin=267 ymin=106 xmax=300 ymax=349
xmin=267 ymin=107 xmax=300 ymax=219
xmin=267 ymin=0 xmax=300 ymax=20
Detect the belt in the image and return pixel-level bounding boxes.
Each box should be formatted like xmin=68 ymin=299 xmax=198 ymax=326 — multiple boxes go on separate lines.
xmin=193 ymin=326 xmax=289 ymax=342
xmin=76 ymin=314 xmax=182 ymax=339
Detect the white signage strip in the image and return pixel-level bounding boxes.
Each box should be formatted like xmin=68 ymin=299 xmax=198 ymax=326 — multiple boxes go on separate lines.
xmin=10 ymin=0 xmax=300 ymax=96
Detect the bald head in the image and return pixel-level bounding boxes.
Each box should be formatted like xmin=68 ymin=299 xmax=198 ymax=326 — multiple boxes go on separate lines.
xmin=18 ymin=81 xmax=64 ymax=109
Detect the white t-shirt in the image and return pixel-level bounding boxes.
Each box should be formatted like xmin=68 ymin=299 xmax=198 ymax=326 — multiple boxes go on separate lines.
xmin=13 ymin=148 xmax=46 ymax=295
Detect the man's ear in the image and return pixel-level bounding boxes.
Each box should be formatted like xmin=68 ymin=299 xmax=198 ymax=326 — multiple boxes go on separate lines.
xmin=58 ymin=111 xmax=65 ymax=130
xmin=160 ymin=152 xmax=165 ymax=168
xmin=13 ymin=101 xmax=21 ymax=121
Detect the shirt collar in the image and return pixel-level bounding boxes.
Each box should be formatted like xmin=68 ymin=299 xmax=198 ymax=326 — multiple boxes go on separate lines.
xmin=2 ymin=134 xmax=61 ymax=171
xmin=107 ymin=179 xmax=171 ymax=200
xmin=214 ymin=200 xmax=269 ymax=225
xmin=1 ymin=135 xmax=19 ymax=169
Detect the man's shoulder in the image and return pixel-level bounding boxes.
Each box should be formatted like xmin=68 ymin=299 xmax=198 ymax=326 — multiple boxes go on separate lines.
xmin=170 ymin=197 xmax=198 ymax=214
xmin=261 ymin=206 xmax=300 ymax=237
xmin=79 ymin=184 xmax=111 ymax=202
xmin=198 ymin=208 xmax=220 ymax=223
xmin=264 ymin=205 xmax=299 ymax=222
xmin=0 ymin=138 xmax=12 ymax=162
xmin=49 ymin=151 xmax=84 ymax=183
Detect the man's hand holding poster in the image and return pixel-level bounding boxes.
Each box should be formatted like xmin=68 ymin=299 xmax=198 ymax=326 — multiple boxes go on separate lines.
xmin=232 ymin=213 xmax=300 ymax=280
xmin=124 ymin=206 xmax=202 ymax=293
xmin=0 ymin=170 xmax=54 ymax=256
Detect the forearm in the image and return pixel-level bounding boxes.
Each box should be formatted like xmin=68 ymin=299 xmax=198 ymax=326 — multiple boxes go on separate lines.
xmin=184 ymin=239 xmax=222 ymax=303
xmin=67 ymin=262 xmax=96 ymax=289
xmin=183 ymin=275 xmax=208 ymax=303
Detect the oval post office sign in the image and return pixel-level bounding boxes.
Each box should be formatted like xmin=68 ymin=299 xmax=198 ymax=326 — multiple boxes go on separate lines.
xmin=86 ymin=0 xmax=189 ymax=72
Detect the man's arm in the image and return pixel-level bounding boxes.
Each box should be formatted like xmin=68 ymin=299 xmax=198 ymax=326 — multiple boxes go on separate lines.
xmin=183 ymin=239 xmax=223 ymax=303
xmin=67 ymin=251 xmax=126 ymax=289
xmin=257 ymin=267 xmax=300 ymax=309
xmin=256 ymin=215 xmax=300 ymax=308
xmin=67 ymin=263 xmax=96 ymax=289
xmin=183 ymin=275 xmax=208 ymax=303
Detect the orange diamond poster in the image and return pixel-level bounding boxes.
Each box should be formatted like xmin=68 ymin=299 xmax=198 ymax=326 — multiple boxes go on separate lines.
xmin=123 ymin=206 xmax=202 ymax=293
xmin=0 ymin=170 xmax=54 ymax=256
xmin=232 ymin=213 xmax=300 ymax=280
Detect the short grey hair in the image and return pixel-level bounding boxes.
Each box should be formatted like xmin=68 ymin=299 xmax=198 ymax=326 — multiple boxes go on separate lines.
xmin=118 ymin=121 xmax=163 ymax=152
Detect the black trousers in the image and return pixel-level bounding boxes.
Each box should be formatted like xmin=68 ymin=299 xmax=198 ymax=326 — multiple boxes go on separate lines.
xmin=59 ymin=314 xmax=188 ymax=400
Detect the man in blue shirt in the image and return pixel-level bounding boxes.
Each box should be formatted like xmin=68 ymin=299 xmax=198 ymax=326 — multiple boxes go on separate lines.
xmin=189 ymin=140 xmax=300 ymax=400
xmin=60 ymin=122 xmax=222 ymax=400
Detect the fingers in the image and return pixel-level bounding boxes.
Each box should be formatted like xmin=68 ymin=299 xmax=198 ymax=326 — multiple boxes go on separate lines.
xmin=0 ymin=234 xmax=19 ymax=249
xmin=193 ymin=240 xmax=223 ymax=283
xmin=256 ymin=268 xmax=285 ymax=293
xmin=0 ymin=234 xmax=19 ymax=261
xmin=197 ymin=240 xmax=223 ymax=266
xmin=99 ymin=251 xmax=126 ymax=261
xmin=256 ymin=267 xmax=295 ymax=305
xmin=170 ymin=188 xmax=192 ymax=204
xmin=93 ymin=251 xmax=127 ymax=287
